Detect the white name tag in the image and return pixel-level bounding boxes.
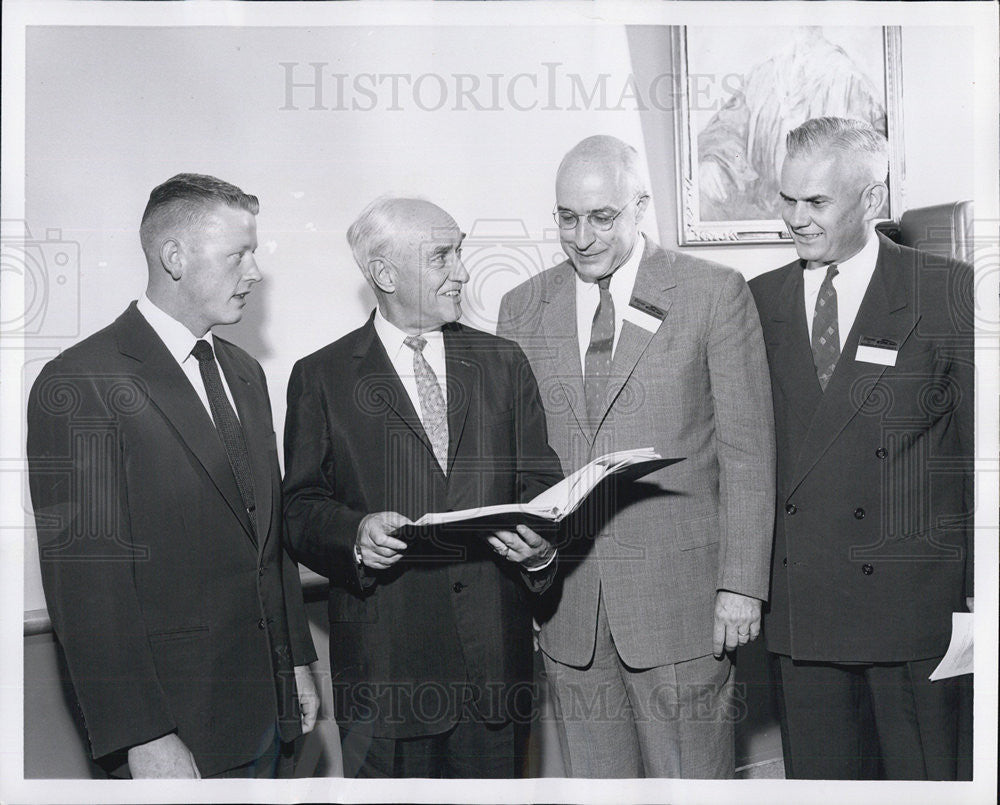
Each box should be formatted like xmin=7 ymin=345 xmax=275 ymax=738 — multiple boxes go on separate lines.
xmin=622 ymin=306 xmax=660 ymax=333
xmin=623 ymin=297 xmax=664 ymax=333
xmin=856 ymin=336 xmax=899 ymax=367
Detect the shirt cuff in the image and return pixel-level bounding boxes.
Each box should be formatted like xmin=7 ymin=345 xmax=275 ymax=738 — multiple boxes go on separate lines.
xmin=525 ymin=548 xmax=557 ymax=572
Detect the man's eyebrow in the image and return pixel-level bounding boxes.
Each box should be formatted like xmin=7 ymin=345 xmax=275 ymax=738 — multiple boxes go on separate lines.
xmin=779 ymin=191 xmax=830 ymax=203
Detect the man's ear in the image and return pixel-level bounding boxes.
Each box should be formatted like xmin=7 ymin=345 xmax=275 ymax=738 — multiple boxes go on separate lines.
xmin=160 ymin=238 xmax=183 ymax=281
xmin=368 ymin=258 xmax=394 ymax=294
xmin=634 ymin=193 xmax=651 ymax=225
xmin=862 ymin=182 xmax=889 ymax=222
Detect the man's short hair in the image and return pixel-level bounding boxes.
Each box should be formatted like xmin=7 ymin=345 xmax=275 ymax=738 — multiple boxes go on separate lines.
xmin=346 ymin=197 xmax=411 ymax=282
xmin=139 ymin=173 xmax=259 ymax=258
xmin=785 ymin=117 xmax=889 ymax=185
xmin=558 ymin=135 xmax=649 ymax=199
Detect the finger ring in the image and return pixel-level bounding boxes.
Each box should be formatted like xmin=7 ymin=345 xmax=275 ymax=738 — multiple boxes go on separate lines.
xmin=501 ymin=545 xmax=510 ymax=559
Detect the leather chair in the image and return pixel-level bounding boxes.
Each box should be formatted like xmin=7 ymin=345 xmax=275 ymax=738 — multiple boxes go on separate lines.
xmin=876 ymin=200 xmax=975 ymax=263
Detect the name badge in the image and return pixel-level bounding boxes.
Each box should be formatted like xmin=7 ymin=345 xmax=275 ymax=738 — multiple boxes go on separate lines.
xmin=856 ymin=335 xmax=899 ymax=367
xmin=624 ymin=296 xmax=665 ymax=333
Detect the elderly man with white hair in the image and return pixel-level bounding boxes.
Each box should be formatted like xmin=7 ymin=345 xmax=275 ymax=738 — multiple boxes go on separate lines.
xmin=283 ymin=197 xmax=563 ymax=778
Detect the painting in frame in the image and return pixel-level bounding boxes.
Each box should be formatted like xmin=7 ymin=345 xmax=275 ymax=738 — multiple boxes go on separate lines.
xmin=673 ymin=25 xmax=904 ymax=245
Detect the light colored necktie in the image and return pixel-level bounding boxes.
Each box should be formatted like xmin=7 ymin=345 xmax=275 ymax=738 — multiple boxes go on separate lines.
xmin=811 ymin=264 xmax=840 ymax=391
xmin=404 ymin=335 xmax=449 ymax=472
xmin=584 ymin=276 xmax=615 ymax=421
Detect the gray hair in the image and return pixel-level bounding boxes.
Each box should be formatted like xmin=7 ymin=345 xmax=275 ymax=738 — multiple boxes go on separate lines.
xmin=558 ymin=135 xmax=649 ymax=198
xmin=785 ymin=117 xmax=889 ymax=184
xmin=139 ymin=173 xmax=258 ymax=259
xmin=345 ymin=196 xmax=414 ymax=281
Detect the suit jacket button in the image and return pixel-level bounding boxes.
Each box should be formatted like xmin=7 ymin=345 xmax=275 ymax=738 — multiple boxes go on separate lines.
xmin=782 ymin=557 xmax=788 ymax=567
xmin=862 ymin=563 xmax=874 ymax=575
xmin=785 ymin=503 xmax=797 ymax=515
xmin=259 ymin=565 xmax=266 ymax=577
xmin=875 ymin=447 xmax=887 ymax=459
xmin=854 ymin=507 xmax=866 ymax=519
xmin=258 ymin=618 xmax=266 ymax=630
xmin=453 ymin=582 xmax=465 ymax=593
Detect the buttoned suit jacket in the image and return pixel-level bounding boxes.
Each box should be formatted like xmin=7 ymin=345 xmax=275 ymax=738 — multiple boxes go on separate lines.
xmin=26 ymin=302 xmax=317 ymax=777
xmin=497 ymin=238 xmax=776 ymax=668
xmin=282 ymin=316 xmax=563 ymax=739
xmin=748 ymin=234 xmax=974 ymax=662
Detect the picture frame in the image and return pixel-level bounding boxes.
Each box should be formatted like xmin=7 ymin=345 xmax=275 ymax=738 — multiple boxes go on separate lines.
xmin=673 ymin=25 xmax=905 ymax=245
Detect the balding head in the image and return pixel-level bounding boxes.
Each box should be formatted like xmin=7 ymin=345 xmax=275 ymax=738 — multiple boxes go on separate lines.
xmin=556 ymin=135 xmax=648 ymax=201
xmin=347 ymin=197 xmax=468 ymax=334
xmin=554 ymin=136 xmax=649 ymax=282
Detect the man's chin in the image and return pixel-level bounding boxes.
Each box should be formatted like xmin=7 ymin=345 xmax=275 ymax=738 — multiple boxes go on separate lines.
xmin=569 ymin=258 xmax=611 ymax=282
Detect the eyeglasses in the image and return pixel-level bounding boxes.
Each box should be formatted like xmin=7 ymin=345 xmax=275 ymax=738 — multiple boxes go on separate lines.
xmin=552 ymin=193 xmax=646 ymax=232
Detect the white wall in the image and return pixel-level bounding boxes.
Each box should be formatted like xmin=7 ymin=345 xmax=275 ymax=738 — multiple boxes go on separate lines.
xmin=19 ymin=22 xmax=982 ymax=612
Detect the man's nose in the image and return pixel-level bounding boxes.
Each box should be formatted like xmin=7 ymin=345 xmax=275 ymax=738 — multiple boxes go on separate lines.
xmin=452 ymin=256 xmax=470 ymax=284
xmin=245 ymin=255 xmax=263 ymax=283
xmin=572 ymin=217 xmax=596 ymax=249
xmin=787 ymin=202 xmax=811 ymax=229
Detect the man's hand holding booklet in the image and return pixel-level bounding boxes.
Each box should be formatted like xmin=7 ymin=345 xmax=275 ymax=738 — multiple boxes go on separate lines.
xmin=396 ymin=447 xmax=683 ymax=539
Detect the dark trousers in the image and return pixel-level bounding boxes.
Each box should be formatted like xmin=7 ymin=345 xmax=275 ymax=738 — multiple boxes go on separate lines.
xmin=343 ymin=717 xmax=528 ymax=778
xmin=774 ymin=653 xmax=971 ymax=780
xmin=206 ymin=726 xmax=297 ymax=778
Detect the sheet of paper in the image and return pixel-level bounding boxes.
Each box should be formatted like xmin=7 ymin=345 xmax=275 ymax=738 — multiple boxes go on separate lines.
xmin=929 ymin=612 xmax=974 ymax=681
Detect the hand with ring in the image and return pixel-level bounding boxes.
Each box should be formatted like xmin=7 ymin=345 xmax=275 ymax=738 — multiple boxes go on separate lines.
xmin=487 ymin=525 xmax=556 ymax=570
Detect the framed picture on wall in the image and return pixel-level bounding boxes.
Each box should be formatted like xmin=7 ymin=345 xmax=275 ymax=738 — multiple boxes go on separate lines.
xmin=673 ymin=25 xmax=904 ymax=245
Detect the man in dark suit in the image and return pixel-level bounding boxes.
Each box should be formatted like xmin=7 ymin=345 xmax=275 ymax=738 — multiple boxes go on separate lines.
xmin=27 ymin=174 xmax=318 ymax=778
xmin=749 ymin=117 xmax=974 ymax=779
xmin=498 ymin=135 xmax=775 ymax=778
xmin=282 ymin=197 xmax=563 ymax=778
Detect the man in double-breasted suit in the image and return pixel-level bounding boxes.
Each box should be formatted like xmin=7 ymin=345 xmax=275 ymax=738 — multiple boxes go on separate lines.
xmin=497 ymin=135 xmax=776 ymax=778
xmin=27 ymin=174 xmax=318 ymax=778
xmin=282 ymin=197 xmax=563 ymax=778
xmin=748 ymin=117 xmax=974 ymax=779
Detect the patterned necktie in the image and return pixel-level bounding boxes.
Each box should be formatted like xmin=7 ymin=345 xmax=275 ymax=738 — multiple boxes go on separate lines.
xmin=811 ymin=264 xmax=840 ymax=391
xmin=404 ymin=335 xmax=449 ymax=473
xmin=584 ymin=276 xmax=615 ymax=422
xmin=191 ymin=339 xmax=257 ymax=534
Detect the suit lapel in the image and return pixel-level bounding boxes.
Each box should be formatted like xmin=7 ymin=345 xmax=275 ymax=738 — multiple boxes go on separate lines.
xmin=352 ymin=316 xmax=441 ymax=472
xmin=216 ymin=340 xmax=274 ymax=553
xmin=540 ymin=263 xmax=590 ymax=439
xmin=114 ymin=304 xmax=256 ymax=547
xmin=790 ymin=238 xmax=918 ymax=493
xmin=767 ymin=264 xmax=824 ymax=430
xmin=443 ymin=325 xmax=473 ymax=473
xmin=600 ymin=242 xmax=674 ymax=434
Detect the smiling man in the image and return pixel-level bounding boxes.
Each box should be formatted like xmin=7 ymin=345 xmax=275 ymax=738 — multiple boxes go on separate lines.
xmin=283 ymin=197 xmax=563 ymax=777
xmin=749 ymin=117 xmax=974 ymax=779
xmin=27 ymin=174 xmax=319 ymax=778
xmin=498 ymin=136 xmax=775 ymax=778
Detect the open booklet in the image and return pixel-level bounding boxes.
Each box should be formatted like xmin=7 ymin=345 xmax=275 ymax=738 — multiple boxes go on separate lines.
xmin=398 ymin=447 xmax=683 ymax=536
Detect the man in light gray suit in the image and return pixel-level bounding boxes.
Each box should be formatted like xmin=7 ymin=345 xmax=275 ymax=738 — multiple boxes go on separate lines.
xmin=497 ymin=135 xmax=775 ymax=778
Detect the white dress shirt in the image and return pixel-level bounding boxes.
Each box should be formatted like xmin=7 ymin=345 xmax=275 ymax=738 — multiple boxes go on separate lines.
xmin=373 ymin=309 xmax=448 ymax=426
xmin=802 ymin=232 xmax=880 ymax=343
xmin=575 ymin=233 xmax=647 ymax=369
xmin=136 ymin=294 xmax=240 ymax=421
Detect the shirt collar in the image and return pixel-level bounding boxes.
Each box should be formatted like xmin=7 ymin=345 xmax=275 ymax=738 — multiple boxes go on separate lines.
xmin=372 ymin=308 xmax=444 ymax=361
xmin=805 ymin=230 xmax=881 ymax=276
xmin=136 ymin=293 xmax=215 ymax=364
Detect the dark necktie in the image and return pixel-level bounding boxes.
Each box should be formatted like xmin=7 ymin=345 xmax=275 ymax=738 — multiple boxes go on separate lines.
xmin=811 ymin=264 xmax=840 ymax=391
xmin=191 ymin=339 xmax=257 ymax=532
xmin=404 ymin=335 xmax=449 ymax=472
xmin=584 ymin=276 xmax=615 ymax=421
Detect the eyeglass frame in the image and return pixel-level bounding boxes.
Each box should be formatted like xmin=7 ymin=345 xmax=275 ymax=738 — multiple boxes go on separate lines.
xmin=551 ymin=192 xmax=648 ymax=232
